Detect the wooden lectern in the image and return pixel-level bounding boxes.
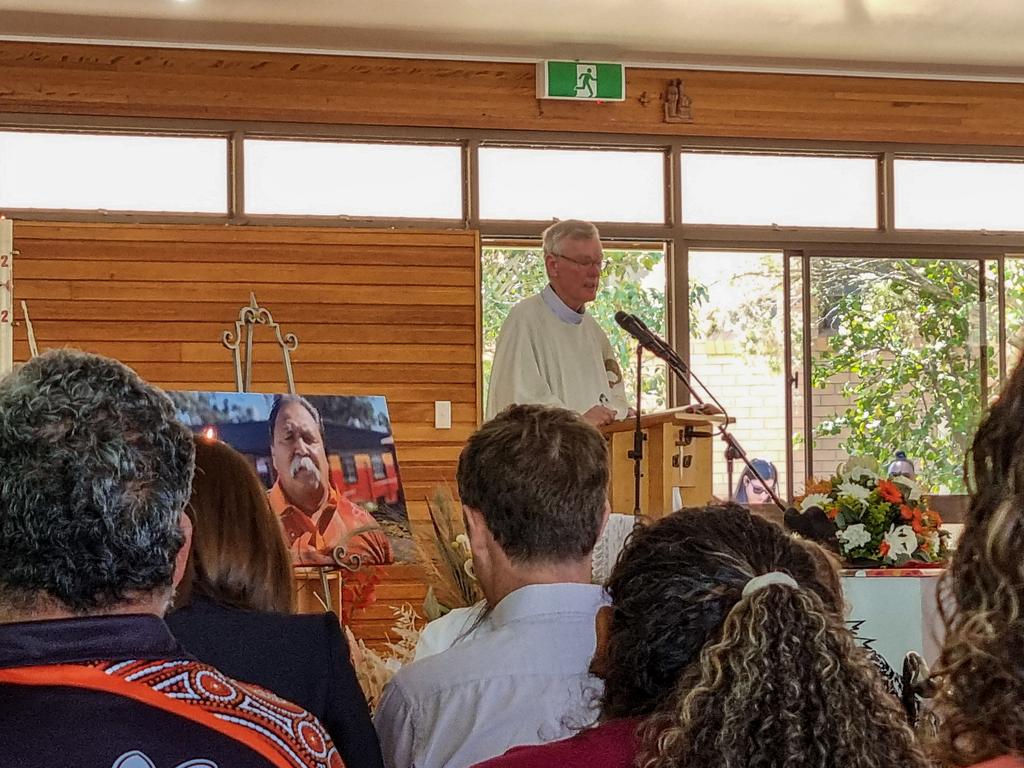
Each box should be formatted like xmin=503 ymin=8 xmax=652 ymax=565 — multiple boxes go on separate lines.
xmin=601 ymin=408 xmax=729 ymax=518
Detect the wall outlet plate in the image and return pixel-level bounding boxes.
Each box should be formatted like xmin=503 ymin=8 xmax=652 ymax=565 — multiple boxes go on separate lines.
xmin=434 ymin=400 xmax=452 ymax=429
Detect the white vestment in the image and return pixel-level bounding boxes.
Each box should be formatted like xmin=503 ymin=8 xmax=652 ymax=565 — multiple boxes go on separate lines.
xmin=486 ymin=286 xmax=630 ymax=419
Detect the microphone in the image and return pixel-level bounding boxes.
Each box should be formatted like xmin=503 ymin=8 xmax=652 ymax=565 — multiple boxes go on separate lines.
xmin=614 ymin=311 xmax=672 ymax=361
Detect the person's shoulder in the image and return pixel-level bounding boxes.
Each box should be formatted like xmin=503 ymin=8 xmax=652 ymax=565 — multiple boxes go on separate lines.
xmin=503 ymin=293 xmax=548 ymax=322
xmin=580 ymin=311 xmax=610 ymax=335
xmin=415 ymin=604 xmax=486 ymax=660
xmin=386 ymin=624 xmax=499 ymax=699
xmin=98 ymin=657 xmax=340 ymax=767
xmin=969 ymin=757 xmax=1024 ymax=768
xmin=473 ymin=719 xmax=638 ymax=768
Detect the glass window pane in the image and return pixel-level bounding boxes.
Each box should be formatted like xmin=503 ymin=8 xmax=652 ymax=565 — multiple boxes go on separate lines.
xmin=478 ymin=147 xmax=665 ymax=223
xmin=245 ymin=140 xmax=462 ymax=218
xmin=482 ymin=244 xmax=666 ymax=411
xmin=895 ymin=159 xmax=1024 ymax=231
xmin=688 ymin=250 xmax=788 ymax=500
xmin=0 ymin=131 xmax=227 ymax=213
xmin=681 ymin=153 xmax=877 ymax=228
xmin=1005 ymin=256 xmax=1024 ymax=376
xmin=808 ymin=257 xmax=984 ymax=493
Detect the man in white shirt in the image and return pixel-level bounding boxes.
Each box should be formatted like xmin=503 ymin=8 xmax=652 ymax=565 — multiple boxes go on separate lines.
xmin=486 ymin=219 xmax=632 ymax=428
xmin=373 ymin=404 xmax=610 ymax=768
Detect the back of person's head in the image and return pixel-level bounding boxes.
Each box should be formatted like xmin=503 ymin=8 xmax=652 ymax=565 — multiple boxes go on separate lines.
xmin=176 ymin=436 xmax=294 ymax=614
xmin=457 ymin=404 xmax=608 ymax=563
xmin=935 ymin=355 xmax=1024 ymax=765
xmin=600 ymin=505 xmax=927 ymax=768
xmin=0 ymin=349 xmax=194 ymax=616
xmin=541 ymin=219 xmax=599 ymax=257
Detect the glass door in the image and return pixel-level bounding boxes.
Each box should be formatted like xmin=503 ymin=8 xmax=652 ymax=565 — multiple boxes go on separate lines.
xmin=788 ymin=252 xmax=990 ymax=494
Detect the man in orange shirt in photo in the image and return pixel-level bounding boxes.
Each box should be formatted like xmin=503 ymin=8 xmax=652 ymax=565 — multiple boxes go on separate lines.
xmin=268 ymin=395 xmax=392 ymax=568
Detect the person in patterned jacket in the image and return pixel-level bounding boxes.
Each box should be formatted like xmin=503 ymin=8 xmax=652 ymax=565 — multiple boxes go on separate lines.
xmin=0 ymin=349 xmax=342 ymax=768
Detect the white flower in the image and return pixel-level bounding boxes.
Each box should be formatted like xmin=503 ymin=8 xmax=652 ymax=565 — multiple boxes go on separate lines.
xmin=840 ymin=457 xmax=882 ymax=482
xmin=883 ymin=524 xmax=918 ymax=562
xmin=892 ymin=475 xmax=923 ymax=502
xmin=837 ymin=482 xmax=871 ymax=507
xmin=838 ymin=523 xmax=871 ymax=553
xmin=847 ymin=466 xmax=882 ymax=483
xmin=800 ymin=494 xmax=831 ymax=512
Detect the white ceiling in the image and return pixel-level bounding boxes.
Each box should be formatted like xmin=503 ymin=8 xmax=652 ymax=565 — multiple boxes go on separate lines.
xmin=3 ymin=0 xmax=1024 ymax=80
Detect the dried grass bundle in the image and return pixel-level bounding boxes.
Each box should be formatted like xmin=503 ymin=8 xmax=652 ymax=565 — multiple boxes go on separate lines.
xmin=422 ymin=486 xmax=482 ymax=616
xmin=354 ymin=604 xmax=421 ymax=711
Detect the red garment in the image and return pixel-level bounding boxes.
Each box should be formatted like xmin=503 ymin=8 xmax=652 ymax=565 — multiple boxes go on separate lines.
xmin=968 ymin=757 xmax=1024 ymax=768
xmin=472 ymin=718 xmax=640 ymax=768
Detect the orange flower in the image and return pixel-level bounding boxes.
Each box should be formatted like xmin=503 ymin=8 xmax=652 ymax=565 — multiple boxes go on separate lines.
xmin=804 ymin=478 xmax=834 ymax=496
xmin=911 ymin=509 xmax=925 ymax=534
xmin=826 ymin=506 xmax=838 ymax=520
xmin=879 ymin=541 xmax=891 ymax=558
xmin=900 ymin=504 xmax=915 ymax=521
xmin=878 ymin=480 xmax=903 ymax=504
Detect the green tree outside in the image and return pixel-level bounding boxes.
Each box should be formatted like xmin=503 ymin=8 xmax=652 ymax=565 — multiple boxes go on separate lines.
xmin=809 ymin=258 xmax=991 ymax=492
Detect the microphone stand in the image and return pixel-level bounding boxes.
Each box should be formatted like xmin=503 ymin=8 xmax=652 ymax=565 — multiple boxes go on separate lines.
xmin=725 ymin=443 xmax=742 ymax=502
xmin=642 ymin=331 xmax=786 ymax=515
xmin=628 ymin=343 xmax=645 ymax=516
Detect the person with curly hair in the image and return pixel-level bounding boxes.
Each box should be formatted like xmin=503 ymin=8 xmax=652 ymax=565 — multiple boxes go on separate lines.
xmin=932 ymin=355 xmax=1024 ymax=768
xmin=474 ymin=504 xmax=929 ymax=768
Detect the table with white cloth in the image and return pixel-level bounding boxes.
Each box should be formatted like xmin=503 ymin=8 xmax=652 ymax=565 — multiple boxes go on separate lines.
xmin=841 ymin=567 xmax=945 ymax=671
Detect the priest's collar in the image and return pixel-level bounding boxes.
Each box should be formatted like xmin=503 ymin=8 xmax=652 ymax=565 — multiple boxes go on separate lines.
xmin=541 ymin=284 xmax=585 ymax=326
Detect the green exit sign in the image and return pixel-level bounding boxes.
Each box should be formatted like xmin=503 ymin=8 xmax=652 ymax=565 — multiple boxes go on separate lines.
xmin=537 ymin=61 xmax=625 ymax=101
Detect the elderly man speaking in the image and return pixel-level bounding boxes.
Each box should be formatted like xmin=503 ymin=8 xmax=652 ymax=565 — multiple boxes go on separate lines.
xmin=486 ymin=219 xmax=632 ymax=428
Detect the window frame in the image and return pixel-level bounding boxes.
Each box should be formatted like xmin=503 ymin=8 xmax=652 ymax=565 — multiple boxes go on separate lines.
xmin=6 ymin=114 xmax=1024 ymax=510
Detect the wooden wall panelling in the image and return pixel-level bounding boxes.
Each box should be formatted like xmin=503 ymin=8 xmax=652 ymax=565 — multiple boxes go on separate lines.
xmin=4 ymin=41 xmax=1024 ymax=145
xmin=12 ymin=221 xmax=481 ymax=648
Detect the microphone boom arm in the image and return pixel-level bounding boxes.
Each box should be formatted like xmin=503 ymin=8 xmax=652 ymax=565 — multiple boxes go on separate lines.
xmin=614 ymin=310 xmax=786 ymax=514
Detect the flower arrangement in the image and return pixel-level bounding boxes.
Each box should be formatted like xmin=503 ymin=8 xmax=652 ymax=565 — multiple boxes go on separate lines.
xmin=796 ymin=457 xmax=949 ymax=566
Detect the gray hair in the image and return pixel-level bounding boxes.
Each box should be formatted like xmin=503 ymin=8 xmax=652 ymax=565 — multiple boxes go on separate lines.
xmin=542 ymin=219 xmax=600 ymax=257
xmin=268 ymin=394 xmax=324 ymax=442
xmin=0 ymin=349 xmax=195 ymax=613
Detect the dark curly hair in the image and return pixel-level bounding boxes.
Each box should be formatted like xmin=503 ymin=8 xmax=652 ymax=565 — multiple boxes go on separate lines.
xmin=601 ymin=505 xmax=928 ymax=768
xmin=457 ymin=404 xmax=608 ymax=563
xmin=0 ymin=349 xmax=194 ymax=613
xmin=933 ymin=355 xmax=1024 ymax=765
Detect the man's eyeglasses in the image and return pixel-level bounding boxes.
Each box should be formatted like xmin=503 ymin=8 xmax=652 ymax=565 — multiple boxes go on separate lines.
xmin=555 ymin=252 xmax=605 ymax=270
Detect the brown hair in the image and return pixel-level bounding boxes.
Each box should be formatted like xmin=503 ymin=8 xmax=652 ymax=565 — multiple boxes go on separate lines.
xmin=174 ymin=436 xmax=294 ymax=614
xmin=933 ymin=355 xmax=1024 ymax=766
xmin=600 ymin=505 xmax=928 ymax=768
xmin=457 ymin=404 xmax=608 ymax=563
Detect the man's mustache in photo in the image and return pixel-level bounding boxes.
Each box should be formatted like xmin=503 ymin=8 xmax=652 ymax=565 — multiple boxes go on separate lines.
xmin=289 ymin=453 xmax=322 ymax=482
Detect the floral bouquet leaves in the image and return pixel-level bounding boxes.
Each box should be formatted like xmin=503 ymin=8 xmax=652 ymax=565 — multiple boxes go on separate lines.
xmin=795 ymin=457 xmax=949 ymax=566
